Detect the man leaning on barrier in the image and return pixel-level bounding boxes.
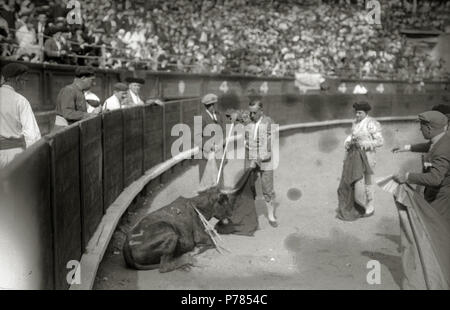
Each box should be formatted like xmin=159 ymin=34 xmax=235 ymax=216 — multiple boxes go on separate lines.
xmin=392 ymin=111 xmax=450 ymax=289
xmin=55 ymin=66 xmax=96 ymax=127
xmin=392 ymin=111 xmax=450 ymax=222
xmin=0 ymin=63 xmax=41 ymax=169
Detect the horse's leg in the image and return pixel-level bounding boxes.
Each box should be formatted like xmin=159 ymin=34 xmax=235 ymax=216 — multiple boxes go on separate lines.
xmin=158 ymin=232 xmax=197 ymax=273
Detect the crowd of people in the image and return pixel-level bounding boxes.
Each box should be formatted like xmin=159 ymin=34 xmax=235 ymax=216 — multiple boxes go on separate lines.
xmin=1 ymin=0 xmax=450 ymax=79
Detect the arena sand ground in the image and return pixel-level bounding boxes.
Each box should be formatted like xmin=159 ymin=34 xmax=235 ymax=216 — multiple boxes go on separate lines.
xmin=94 ymin=121 xmax=423 ymax=290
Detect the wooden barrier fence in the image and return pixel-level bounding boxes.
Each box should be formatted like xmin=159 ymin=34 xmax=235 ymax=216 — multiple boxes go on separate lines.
xmin=0 ymin=98 xmax=199 ymax=289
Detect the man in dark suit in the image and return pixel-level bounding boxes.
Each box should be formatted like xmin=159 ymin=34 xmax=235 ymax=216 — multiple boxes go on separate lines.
xmin=393 ymin=111 xmax=450 ymax=218
xmin=44 ymin=25 xmax=69 ymax=64
xmin=392 ymin=111 xmax=450 ymax=289
xmin=194 ymin=93 xmax=225 ymax=189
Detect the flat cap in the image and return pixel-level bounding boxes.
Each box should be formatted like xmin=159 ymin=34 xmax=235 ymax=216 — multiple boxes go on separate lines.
xmin=431 ymin=104 xmax=450 ymax=117
xmin=353 ymin=101 xmax=372 ymax=112
xmin=418 ymin=111 xmax=448 ymax=129
xmin=125 ymin=77 xmax=145 ymax=84
xmin=201 ymin=93 xmax=218 ymax=106
xmin=1 ymin=63 xmax=29 ymax=79
xmin=113 ymin=82 xmax=128 ymax=92
xmin=75 ymin=66 xmax=95 ymax=78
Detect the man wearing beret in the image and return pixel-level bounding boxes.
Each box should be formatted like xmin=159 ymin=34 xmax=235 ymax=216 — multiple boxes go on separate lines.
xmin=103 ymin=82 xmax=129 ymax=111
xmin=343 ymin=101 xmax=384 ymax=217
xmin=195 ymin=93 xmax=225 ymax=189
xmin=125 ymin=77 xmax=145 ymax=105
xmin=393 ymin=111 xmax=450 ymax=214
xmin=55 ymin=66 xmax=96 ymax=125
xmin=392 ymin=111 xmax=450 ymax=289
xmin=0 ymin=63 xmax=41 ymax=168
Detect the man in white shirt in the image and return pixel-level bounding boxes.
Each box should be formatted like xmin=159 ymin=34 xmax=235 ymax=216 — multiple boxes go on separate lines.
xmin=103 ymin=82 xmax=129 ymax=111
xmin=0 ymin=63 xmax=41 ymax=169
xmin=124 ymin=77 xmax=145 ymax=105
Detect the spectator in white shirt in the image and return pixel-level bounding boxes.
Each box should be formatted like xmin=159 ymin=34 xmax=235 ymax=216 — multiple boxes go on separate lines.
xmin=0 ymin=63 xmax=41 ymax=168
xmin=103 ymin=82 xmax=129 ymax=111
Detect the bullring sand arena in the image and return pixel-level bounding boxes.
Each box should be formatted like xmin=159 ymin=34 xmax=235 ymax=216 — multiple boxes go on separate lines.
xmin=94 ymin=120 xmax=423 ymax=290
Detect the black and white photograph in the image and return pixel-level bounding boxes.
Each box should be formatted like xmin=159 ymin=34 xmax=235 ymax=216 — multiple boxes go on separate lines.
xmin=0 ymin=0 xmax=450 ymax=294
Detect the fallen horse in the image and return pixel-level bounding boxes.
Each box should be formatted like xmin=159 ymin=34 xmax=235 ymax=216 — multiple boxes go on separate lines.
xmin=123 ymin=187 xmax=232 ymax=272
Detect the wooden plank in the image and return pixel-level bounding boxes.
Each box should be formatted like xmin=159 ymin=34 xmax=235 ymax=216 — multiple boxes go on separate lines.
xmin=47 ymin=125 xmax=82 ymax=290
xmin=79 ymin=117 xmax=103 ymax=250
xmin=102 ymin=110 xmax=124 ymax=211
xmin=143 ymin=104 xmax=164 ymax=171
xmin=123 ymin=106 xmax=144 ymax=187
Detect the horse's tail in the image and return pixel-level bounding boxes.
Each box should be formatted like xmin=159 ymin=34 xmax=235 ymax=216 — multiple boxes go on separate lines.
xmin=122 ymin=236 xmax=160 ymax=270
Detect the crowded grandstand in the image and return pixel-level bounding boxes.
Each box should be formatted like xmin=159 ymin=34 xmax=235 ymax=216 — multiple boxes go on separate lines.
xmin=1 ymin=0 xmax=450 ymax=79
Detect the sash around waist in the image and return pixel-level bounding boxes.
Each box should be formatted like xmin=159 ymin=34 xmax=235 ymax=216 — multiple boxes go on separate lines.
xmin=0 ymin=136 xmax=26 ymax=150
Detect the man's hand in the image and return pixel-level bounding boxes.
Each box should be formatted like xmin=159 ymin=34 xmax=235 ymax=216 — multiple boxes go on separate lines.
xmin=392 ymin=145 xmax=409 ymax=153
xmin=249 ymin=160 xmax=257 ymax=169
xmin=393 ymin=173 xmax=408 ymax=184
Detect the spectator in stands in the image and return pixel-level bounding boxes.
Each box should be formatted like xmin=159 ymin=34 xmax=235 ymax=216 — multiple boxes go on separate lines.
xmin=1 ymin=0 xmax=450 ymax=79
xmin=0 ymin=63 xmax=41 ymax=169
xmin=55 ymin=66 xmax=96 ymax=126
xmin=44 ymin=26 xmax=69 ymax=64
xmin=49 ymin=0 xmax=68 ymax=23
xmin=35 ymin=13 xmax=47 ymax=43
xmin=0 ymin=14 xmax=8 ymax=36
xmin=71 ymin=27 xmax=90 ymax=66
xmin=124 ymin=77 xmax=145 ymax=105
xmin=0 ymin=0 xmax=15 ymax=31
xmin=103 ymin=82 xmax=129 ymax=111
xmin=15 ymin=16 xmax=39 ymax=62
xmin=17 ymin=0 xmax=34 ymax=18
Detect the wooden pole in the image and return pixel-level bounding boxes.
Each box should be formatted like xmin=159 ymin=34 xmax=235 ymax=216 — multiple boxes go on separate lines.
xmin=216 ymin=122 xmax=234 ymax=185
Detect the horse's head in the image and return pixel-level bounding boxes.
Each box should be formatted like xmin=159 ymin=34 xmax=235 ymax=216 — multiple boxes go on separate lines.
xmin=195 ymin=186 xmax=233 ymax=221
xmin=211 ymin=192 xmax=233 ymax=221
